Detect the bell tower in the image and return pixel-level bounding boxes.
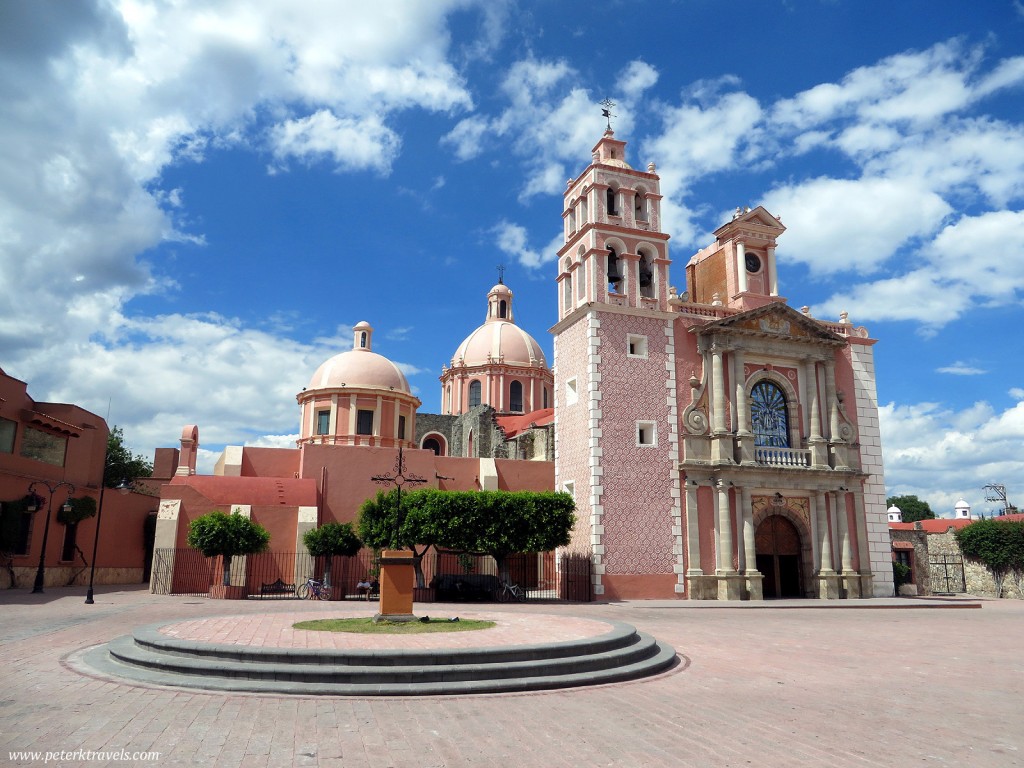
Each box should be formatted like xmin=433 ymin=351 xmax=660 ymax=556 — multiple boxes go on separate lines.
xmin=552 ymin=118 xmax=684 ymax=599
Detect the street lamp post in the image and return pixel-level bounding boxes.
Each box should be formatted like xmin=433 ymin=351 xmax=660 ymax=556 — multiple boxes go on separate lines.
xmin=27 ymin=480 xmax=75 ymax=594
xmin=85 ymin=479 xmax=132 ymax=604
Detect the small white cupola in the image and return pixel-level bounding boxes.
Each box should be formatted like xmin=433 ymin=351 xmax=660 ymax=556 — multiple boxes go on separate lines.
xmin=887 ymin=504 xmax=903 ymax=523
xmin=954 ymin=499 xmax=972 ymax=520
xmin=487 ymin=281 xmax=514 ymax=323
xmin=353 ymin=321 xmax=373 ymax=351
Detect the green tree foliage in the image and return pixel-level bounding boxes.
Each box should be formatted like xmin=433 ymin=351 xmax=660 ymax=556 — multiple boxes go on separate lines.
xmin=955 ymin=519 xmax=1024 ymax=598
xmin=886 ymin=494 xmax=936 ymax=523
xmin=892 ymin=561 xmax=912 ymax=592
xmin=358 ymin=489 xmax=576 ymax=585
xmin=358 ymin=490 xmax=434 ymax=587
xmin=56 ymin=495 xmax=97 ymax=526
xmin=186 ymin=509 xmax=270 ymax=586
xmin=303 ymin=522 xmax=362 ymax=587
xmin=104 ymin=426 xmax=154 ymax=488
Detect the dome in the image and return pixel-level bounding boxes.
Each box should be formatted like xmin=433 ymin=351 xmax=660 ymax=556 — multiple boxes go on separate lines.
xmin=307 ymin=322 xmax=411 ymax=394
xmin=452 ymin=321 xmax=547 ymax=368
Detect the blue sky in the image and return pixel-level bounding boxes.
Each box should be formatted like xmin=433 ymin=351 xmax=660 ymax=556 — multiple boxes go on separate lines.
xmin=3 ymin=0 xmax=1023 ymax=517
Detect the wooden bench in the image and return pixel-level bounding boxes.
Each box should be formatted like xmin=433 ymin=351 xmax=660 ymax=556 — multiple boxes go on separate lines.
xmin=259 ymin=578 xmax=296 ymax=598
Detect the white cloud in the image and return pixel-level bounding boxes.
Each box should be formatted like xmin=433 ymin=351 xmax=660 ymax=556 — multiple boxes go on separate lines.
xmin=937 ymin=362 xmax=987 ymax=376
xmin=880 ymin=399 xmax=1024 ymax=516
xmin=617 ymin=60 xmax=659 ymax=99
xmin=760 ymin=177 xmax=952 ymax=275
xmin=270 ymin=110 xmax=400 ymax=173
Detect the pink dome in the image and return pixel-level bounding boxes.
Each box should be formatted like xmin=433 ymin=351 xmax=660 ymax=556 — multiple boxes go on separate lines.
xmin=451 ymin=321 xmax=547 ymax=368
xmin=308 ymin=350 xmax=410 ymax=393
xmin=307 ymin=322 xmax=411 ymax=394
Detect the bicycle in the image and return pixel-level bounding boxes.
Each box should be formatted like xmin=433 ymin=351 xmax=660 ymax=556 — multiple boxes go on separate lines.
xmin=496 ymin=581 xmax=527 ymax=603
xmin=296 ymin=577 xmax=331 ymax=600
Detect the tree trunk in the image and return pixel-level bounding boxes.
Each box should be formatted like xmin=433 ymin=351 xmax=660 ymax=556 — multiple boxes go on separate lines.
xmin=496 ymin=555 xmax=511 ymax=585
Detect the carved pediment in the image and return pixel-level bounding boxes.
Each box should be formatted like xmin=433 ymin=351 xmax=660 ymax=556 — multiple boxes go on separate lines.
xmin=693 ymin=303 xmax=845 ymax=346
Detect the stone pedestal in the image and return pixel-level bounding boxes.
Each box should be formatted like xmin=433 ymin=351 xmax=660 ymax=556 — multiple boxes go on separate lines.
xmin=685 ymin=573 xmax=717 ymax=600
xmin=816 ymin=571 xmax=840 ymax=600
xmin=743 ymin=571 xmax=764 ymax=601
xmin=841 ymin=571 xmax=863 ymax=599
xmin=716 ymin=572 xmax=744 ymax=601
xmin=374 ymin=550 xmax=417 ymax=623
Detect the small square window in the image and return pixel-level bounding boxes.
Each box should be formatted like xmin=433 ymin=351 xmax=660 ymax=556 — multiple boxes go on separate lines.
xmin=566 ymin=377 xmax=578 ymax=406
xmin=563 ymin=481 xmax=575 ymax=498
xmin=637 ymin=421 xmax=657 ymax=447
xmin=627 ymin=334 xmax=648 ymax=358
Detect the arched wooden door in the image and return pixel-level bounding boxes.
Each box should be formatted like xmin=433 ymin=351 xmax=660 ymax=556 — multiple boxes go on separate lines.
xmin=755 ymin=515 xmax=803 ymax=598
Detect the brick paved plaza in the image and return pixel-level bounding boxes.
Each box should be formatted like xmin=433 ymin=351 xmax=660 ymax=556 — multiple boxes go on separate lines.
xmin=1 ymin=586 xmax=1021 ymax=767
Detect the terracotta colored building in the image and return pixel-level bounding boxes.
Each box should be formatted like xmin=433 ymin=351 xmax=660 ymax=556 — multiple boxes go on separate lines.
xmin=552 ymin=129 xmax=892 ymax=600
xmin=0 ymin=367 xmax=156 ymax=589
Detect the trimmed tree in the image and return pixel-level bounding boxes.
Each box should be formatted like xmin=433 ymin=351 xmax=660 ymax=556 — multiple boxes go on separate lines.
xmin=886 ymin=494 xmax=935 ymax=523
xmin=954 ymin=518 xmax=1024 ymax=598
xmin=303 ymin=522 xmax=362 ymax=587
xmin=186 ymin=510 xmax=270 ymax=586
xmin=357 ymin=490 xmax=434 ymax=588
xmin=428 ymin=490 xmax=576 ymax=584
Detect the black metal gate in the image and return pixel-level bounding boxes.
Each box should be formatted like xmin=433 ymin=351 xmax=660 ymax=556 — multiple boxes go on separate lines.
xmin=558 ymin=553 xmax=593 ymax=602
xmin=929 ymin=554 xmax=966 ymax=594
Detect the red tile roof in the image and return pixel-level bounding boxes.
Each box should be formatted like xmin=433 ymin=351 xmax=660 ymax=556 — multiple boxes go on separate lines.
xmin=496 ymin=408 xmax=554 ymax=438
xmin=889 ymin=514 xmax=1024 ymax=534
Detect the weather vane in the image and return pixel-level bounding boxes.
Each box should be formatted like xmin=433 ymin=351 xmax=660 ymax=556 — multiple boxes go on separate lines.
xmin=497 ymin=264 xmax=505 ymax=284
xmin=600 ymin=98 xmax=616 ymax=130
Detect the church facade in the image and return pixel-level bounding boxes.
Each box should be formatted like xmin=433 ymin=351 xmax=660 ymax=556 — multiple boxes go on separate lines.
xmin=552 ymin=129 xmax=891 ymax=600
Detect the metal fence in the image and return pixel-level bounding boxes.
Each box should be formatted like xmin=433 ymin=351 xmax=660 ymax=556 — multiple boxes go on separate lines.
xmin=151 ymin=548 xmax=593 ymax=602
xmin=929 ymin=554 xmax=966 ymax=594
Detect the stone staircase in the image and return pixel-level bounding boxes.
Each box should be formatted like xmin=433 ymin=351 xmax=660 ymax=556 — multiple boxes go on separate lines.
xmin=83 ymin=620 xmax=677 ymax=696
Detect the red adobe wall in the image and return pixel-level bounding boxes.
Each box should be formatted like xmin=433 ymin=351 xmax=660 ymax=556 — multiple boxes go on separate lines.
xmin=240 ymin=447 xmax=301 ymax=478
xmin=494 ymin=459 xmax=554 ymax=491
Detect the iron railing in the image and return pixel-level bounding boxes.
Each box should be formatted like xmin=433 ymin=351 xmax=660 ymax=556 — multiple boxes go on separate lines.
xmin=151 ymin=548 xmax=593 ymax=602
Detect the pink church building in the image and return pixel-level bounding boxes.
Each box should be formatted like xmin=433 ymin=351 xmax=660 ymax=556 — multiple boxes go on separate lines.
xmin=552 ymin=129 xmax=891 ymax=600
xmin=149 ymin=125 xmax=891 ymax=603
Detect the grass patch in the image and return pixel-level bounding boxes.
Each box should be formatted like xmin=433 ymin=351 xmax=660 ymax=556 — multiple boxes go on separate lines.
xmin=293 ymin=617 xmax=496 ymax=634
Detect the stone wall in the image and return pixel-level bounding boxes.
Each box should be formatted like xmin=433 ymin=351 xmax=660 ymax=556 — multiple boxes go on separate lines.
xmin=891 ymin=529 xmax=930 ymax=595
xmin=927 ymin=530 xmax=1023 ymax=599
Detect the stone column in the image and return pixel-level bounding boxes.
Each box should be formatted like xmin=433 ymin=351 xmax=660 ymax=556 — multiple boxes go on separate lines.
xmin=805 ymin=359 xmax=827 ymax=467
xmin=815 ymin=490 xmax=839 ymax=599
xmin=736 ymin=241 xmax=748 ymax=293
xmin=835 ymin=490 xmax=861 ymax=598
xmin=711 ymin=344 xmax=731 ymax=463
xmin=684 ymin=479 xmax=707 ymax=598
xmin=852 ymin=489 xmax=873 ymax=597
xmin=767 ymin=246 xmax=778 ymax=296
xmin=734 ymin=349 xmax=754 ymax=464
xmin=740 ymin=485 xmax=763 ymax=600
xmin=715 ymin=479 xmax=742 ymax=600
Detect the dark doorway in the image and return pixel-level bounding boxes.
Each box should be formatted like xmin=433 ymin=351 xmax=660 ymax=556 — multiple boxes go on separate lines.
xmin=755 ymin=515 xmax=803 ymax=598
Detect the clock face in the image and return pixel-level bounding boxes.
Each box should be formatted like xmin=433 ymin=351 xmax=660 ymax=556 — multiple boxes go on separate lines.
xmin=745 ymin=253 xmax=761 ymax=273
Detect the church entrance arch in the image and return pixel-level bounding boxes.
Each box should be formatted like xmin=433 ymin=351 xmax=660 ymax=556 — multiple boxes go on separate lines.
xmin=755 ymin=515 xmax=803 ymax=598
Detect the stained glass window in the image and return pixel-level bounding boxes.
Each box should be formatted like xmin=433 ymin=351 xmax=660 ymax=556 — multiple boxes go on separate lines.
xmin=751 ymin=381 xmax=790 ymax=447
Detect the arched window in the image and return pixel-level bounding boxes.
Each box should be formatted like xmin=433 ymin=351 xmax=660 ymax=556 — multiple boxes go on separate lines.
xmin=499 ymin=299 xmax=507 ymax=319
xmin=359 ymin=332 xmax=367 ymax=348
xmin=606 ymin=186 xmax=618 ymax=216
xmin=509 ymin=381 xmax=523 ymax=412
xmin=469 ymin=380 xmax=482 ymax=407
xmin=423 ymin=438 xmax=441 ymax=455
xmin=543 ymin=387 xmax=549 ymax=409
xmin=634 ymin=187 xmax=647 ymax=221
xmin=638 ymin=250 xmax=654 ymax=298
xmin=607 ymin=245 xmax=622 ymax=292
xmin=751 ymin=381 xmax=790 ymax=447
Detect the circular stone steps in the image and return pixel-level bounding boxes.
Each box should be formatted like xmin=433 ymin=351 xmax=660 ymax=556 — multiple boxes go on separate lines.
xmin=80 ymin=619 xmax=677 ymax=696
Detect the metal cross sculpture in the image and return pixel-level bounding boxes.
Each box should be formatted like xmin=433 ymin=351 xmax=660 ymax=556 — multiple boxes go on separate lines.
xmin=371 ymin=445 xmax=427 ymax=546
xmin=600 ymin=98 xmax=616 ymax=130
xmin=496 ymin=263 xmax=505 ymax=285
